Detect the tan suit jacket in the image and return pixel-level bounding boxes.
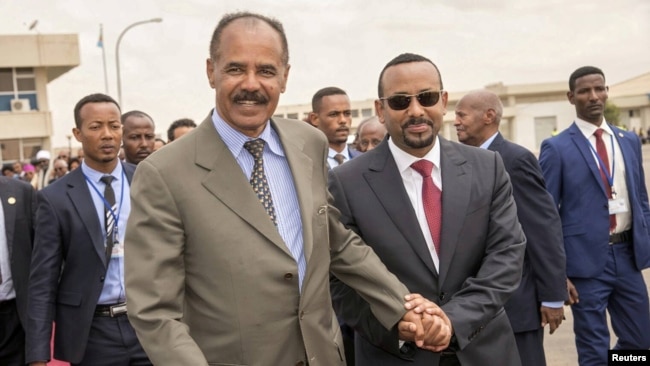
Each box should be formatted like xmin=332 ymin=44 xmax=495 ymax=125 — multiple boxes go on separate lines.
xmin=125 ymin=115 xmax=409 ymax=366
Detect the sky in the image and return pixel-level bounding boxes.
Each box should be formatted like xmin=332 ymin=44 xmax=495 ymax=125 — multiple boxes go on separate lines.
xmin=1 ymin=0 xmax=649 ymax=149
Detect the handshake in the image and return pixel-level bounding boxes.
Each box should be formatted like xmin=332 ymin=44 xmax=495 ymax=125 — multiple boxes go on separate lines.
xmin=399 ymin=293 xmax=453 ymax=352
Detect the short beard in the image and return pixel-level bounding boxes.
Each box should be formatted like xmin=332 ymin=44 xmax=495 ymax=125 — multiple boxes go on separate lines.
xmin=402 ymin=117 xmax=435 ymax=149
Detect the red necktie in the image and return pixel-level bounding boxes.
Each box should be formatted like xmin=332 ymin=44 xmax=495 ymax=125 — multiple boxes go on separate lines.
xmin=411 ymin=160 xmax=442 ymax=255
xmin=594 ymin=129 xmax=617 ymax=232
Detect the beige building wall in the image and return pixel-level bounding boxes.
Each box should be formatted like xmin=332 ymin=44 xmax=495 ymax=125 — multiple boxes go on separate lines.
xmin=0 ymin=33 xmax=79 ymax=163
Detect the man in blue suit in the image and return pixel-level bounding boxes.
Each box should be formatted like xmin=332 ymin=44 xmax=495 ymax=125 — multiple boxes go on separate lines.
xmin=26 ymin=94 xmax=150 ymax=365
xmin=539 ymin=66 xmax=650 ymax=365
xmin=455 ymin=90 xmax=567 ymax=366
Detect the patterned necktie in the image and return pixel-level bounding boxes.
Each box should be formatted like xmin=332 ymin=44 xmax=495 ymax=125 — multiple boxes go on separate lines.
xmin=411 ymin=160 xmax=442 ymax=255
xmin=333 ymin=153 xmax=346 ymax=166
xmin=100 ymin=175 xmax=116 ymax=260
xmin=244 ymin=139 xmax=277 ymax=226
xmin=594 ymin=129 xmax=617 ymax=232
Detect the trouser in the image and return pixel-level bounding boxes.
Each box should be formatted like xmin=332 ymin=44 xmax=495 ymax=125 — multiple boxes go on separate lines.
xmin=0 ymin=299 xmax=25 ymax=366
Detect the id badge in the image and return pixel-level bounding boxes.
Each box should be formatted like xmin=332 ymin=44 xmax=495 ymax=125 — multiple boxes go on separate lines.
xmin=111 ymin=229 xmax=124 ymax=258
xmin=609 ymin=198 xmax=628 ymax=215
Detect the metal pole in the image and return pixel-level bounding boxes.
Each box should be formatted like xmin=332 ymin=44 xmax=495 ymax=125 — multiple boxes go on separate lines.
xmin=115 ymin=18 xmax=163 ymax=107
xmin=100 ymin=24 xmax=109 ymax=94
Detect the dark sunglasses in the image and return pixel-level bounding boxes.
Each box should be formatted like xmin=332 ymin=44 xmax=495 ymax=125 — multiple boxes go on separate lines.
xmin=380 ymin=90 xmax=443 ymax=111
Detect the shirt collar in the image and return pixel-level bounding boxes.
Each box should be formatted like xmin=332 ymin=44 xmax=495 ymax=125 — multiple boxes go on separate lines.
xmin=388 ymin=135 xmax=441 ymax=173
xmin=575 ymin=117 xmax=613 ymax=139
xmin=329 ymin=145 xmax=351 ymax=159
xmin=211 ymin=109 xmax=285 ymax=158
xmin=480 ymin=132 xmax=500 ymax=150
xmin=81 ymin=160 xmax=123 ymax=183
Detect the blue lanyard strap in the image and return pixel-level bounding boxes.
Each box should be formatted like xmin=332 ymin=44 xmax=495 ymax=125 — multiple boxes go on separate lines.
xmin=587 ymin=132 xmax=616 ymax=189
xmin=83 ymin=169 xmax=126 ymax=233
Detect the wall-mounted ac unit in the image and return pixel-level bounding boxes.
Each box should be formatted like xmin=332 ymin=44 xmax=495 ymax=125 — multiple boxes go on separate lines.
xmin=10 ymin=99 xmax=31 ymax=112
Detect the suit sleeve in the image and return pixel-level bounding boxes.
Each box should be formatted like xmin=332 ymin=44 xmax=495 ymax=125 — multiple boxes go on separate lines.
xmin=509 ymin=152 xmax=567 ymax=303
xmin=25 ymin=192 xmax=63 ymax=363
xmin=442 ymin=153 xmax=526 ymax=350
xmin=125 ymin=160 xmax=208 ymax=365
xmin=328 ymin=169 xmax=405 ymax=358
xmin=538 ymin=138 xmax=562 ymax=208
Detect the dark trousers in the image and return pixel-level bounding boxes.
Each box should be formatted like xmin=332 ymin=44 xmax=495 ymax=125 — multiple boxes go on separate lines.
xmin=514 ymin=327 xmax=546 ymax=366
xmin=73 ymin=314 xmax=151 ymax=366
xmin=0 ymin=299 xmax=25 ymax=366
xmin=571 ymin=243 xmax=650 ymax=366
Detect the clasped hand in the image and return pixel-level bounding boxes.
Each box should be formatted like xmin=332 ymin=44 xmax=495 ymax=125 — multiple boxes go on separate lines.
xmin=398 ymin=293 xmax=452 ymax=352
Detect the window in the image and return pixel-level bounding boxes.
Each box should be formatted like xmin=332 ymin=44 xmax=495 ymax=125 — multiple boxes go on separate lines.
xmin=0 ymin=67 xmax=38 ymax=112
xmin=287 ymin=113 xmax=298 ymax=120
xmin=534 ymin=116 xmax=557 ymax=148
xmin=361 ymin=108 xmax=373 ymax=117
xmin=350 ymin=109 xmax=359 ymax=118
xmin=0 ymin=137 xmax=43 ymax=162
xmin=273 ymin=114 xmax=284 ymax=119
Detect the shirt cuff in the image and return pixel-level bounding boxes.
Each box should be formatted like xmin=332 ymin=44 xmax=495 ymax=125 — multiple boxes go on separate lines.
xmin=541 ymin=301 xmax=564 ymax=308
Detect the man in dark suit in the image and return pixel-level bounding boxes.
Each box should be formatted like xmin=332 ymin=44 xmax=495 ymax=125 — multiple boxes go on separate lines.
xmin=454 ymin=90 xmax=567 ymax=366
xmin=0 ymin=176 xmax=35 ymax=365
xmin=329 ymin=53 xmax=526 ymax=366
xmin=539 ymin=66 xmax=650 ymax=366
xmin=309 ymin=87 xmax=362 ymax=168
xmin=25 ymin=93 xmax=150 ymax=366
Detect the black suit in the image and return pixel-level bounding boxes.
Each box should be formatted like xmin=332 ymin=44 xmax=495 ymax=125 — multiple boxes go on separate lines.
xmin=25 ymin=163 xmax=135 ymax=364
xmin=0 ymin=177 xmax=36 ymax=365
xmin=488 ymin=133 xmax=567 ymax=366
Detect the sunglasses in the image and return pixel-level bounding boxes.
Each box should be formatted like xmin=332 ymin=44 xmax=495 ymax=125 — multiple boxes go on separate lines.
xmin=380 ymin=90 xmax=443 ymax=111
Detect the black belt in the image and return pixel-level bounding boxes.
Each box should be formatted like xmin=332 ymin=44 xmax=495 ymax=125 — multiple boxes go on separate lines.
xmin=94 ymin=302 xmax=127 ymax=317
xmin=609 ymin=230 xmax=632 ymax=245
xmin=0 ymin=298 xmax=16 ymax=309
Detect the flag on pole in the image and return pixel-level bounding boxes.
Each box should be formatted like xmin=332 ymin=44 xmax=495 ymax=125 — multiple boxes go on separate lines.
xmin=97 ymin=24 xmax=104 ymax=48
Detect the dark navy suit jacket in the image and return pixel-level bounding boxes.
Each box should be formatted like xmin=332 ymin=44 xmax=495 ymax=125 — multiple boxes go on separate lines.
xmin=26 ymin=163 xmax=135 ymax=363
xmin=488 ymin=133 xmax=567 ymax=332
xmin=539 ymin=123 xmax=650 ymax=278
xmin=0 ymin=177 xmax=36 ymax=326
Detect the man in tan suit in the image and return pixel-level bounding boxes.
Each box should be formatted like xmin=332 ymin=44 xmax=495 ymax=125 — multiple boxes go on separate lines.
xmin=125 ymin=12 xmax=451 ymax=366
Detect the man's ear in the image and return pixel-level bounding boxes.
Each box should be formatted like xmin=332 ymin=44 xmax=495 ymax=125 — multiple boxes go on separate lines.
xmin=308 ymin=112 xmax=319 ymax=128
xmin=206 ymin=58 xmax=215 ymax=89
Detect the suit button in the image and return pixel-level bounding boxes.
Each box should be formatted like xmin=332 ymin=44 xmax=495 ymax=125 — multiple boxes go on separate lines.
xmin=295 ymin=362 xmax=305 ymax=366
xmin=439 ymin=292 xmax=446 ymax=301
xmin=100 ymin=276 xmax=105 ymax=282
xmin=284 ymin=273 xmax=293 ymax=280
xmin=299 ymin=311 xmax=305 ymax=320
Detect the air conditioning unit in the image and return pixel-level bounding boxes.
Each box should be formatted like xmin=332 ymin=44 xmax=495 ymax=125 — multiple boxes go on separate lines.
xmin=10 ymin=99 xmax=31 ymax=112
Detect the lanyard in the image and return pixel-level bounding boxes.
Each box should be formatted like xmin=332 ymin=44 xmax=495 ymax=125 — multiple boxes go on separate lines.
xmin=84 ymin=169 xmax=126 ymax=237
xmin=587 ymin=132 xmax=616 ymax=191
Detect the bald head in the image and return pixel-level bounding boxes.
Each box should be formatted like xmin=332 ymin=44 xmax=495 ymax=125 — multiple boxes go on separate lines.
xmin=454 ymin=90 xmax=503 ymax=147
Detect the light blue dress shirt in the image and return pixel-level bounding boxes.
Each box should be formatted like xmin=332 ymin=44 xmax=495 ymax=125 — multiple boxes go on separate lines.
xmin=212 ymin=110 xmax=307 ymax=289
xmin=82 ymin=160 xmax=130 ymax=304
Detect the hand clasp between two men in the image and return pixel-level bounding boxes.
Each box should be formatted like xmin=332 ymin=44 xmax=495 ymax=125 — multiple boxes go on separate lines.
xmin=399 ymin=293 xmax=452 ymax=352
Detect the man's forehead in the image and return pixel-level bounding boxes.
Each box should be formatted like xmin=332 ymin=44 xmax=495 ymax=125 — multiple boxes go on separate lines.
xmin=382 ymin=62 xmax=440 ymax=90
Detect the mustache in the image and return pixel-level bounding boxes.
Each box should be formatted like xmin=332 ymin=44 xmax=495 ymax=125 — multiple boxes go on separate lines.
xmin=233 ymin=91 xmax=268 ymax=104
xmin=402 ymin=117 xmax=434 ymax=128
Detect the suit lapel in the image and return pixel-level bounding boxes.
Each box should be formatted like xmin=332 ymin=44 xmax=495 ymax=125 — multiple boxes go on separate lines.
xmin=569 ymin=123 xmax=608 ymax=197
xmin=66 ymin=169 xmax=107 ymax=267
xmin=364 ymin=142 xmax=438 ymax=278
xmin=438 ymin=138 xmax=471 ymax=286
xmin=195 ymin=117 xmax=290 ymax=257
xmin=0 ymin=179 xmax=17 ymax=259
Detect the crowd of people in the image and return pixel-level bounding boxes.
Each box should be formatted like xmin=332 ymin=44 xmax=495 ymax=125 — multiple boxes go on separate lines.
xmin=1 ymin=10 xmax=649 ymax=366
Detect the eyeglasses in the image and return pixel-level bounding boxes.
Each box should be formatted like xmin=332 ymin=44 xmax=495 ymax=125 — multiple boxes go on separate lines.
xmin=380 ymin=90 xmax=443 ymax=111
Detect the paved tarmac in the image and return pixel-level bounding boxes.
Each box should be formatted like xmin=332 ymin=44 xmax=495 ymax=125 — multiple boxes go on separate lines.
xmin=543 ymin=144 xmax=650 ymax=366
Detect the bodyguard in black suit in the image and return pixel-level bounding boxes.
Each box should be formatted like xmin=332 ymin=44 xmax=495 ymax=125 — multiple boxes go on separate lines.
xmin=25 ymin=94 xmax=150 ymax=366
xmin=0 ymin=176 xmax=35 ymax=365
xmin=454 ymin=90 xmax=567 ymax=366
